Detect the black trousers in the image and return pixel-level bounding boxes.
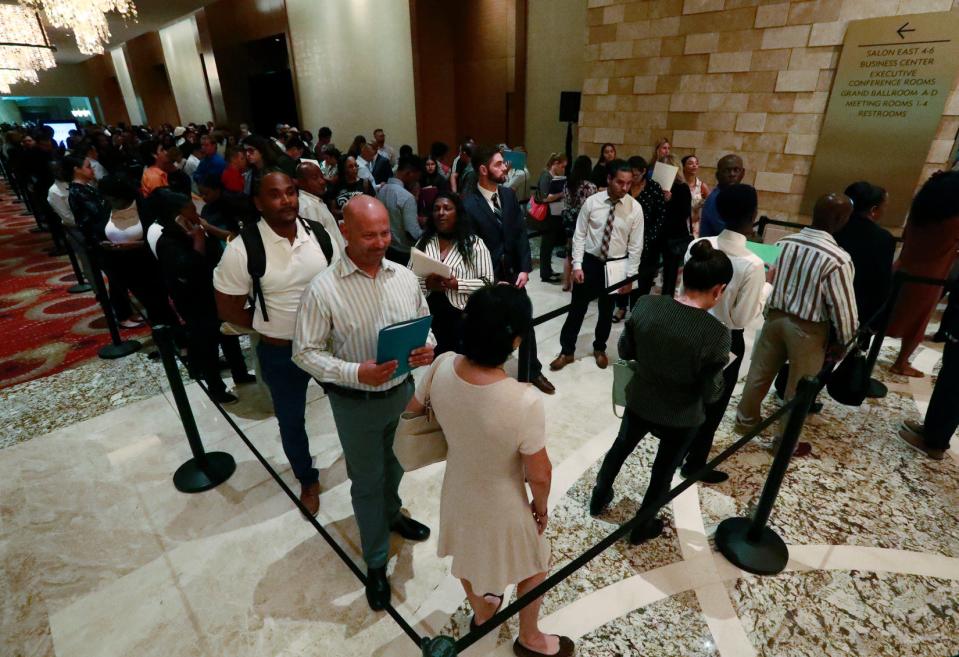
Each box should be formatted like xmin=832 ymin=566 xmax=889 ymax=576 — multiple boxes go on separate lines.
xmin=661 ymin=237 xmax=691 ymax=298
xmin=596 ymin=408 xmax=698 ymax=524
xmin=539 ymin=213 xmax=563 ymax=279
xmin=173 ymin=287 xmax=248 ymax=395
xmin=100 ymin=247 xmax=179 ymax=326
xmin=427 ymin=292 xmax=464 ymax=356
xmin=684 ymin=329 xmax=745 ymax=470
xmin=615 ymin=260 xmax=660 ymax=312
xmin=926 ymin=338 xmax=958 ymax=450
xmin=496 ymin=269 xmax=543 ymax=380
xmin=559 ymin=253 xmax=614 ymax=355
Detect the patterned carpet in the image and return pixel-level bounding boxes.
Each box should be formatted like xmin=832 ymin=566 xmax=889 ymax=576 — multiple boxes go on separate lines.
xmin=0 ymin=186 xmax=145 ymax=389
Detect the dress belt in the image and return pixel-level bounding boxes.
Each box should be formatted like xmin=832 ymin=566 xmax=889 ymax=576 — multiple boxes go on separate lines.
xmin=323 ymin=376 xmax=412 ymax=400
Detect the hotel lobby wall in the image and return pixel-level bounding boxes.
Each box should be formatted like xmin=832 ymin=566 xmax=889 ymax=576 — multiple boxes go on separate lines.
xmin=578 ymin=0 xmax=959 ymax=225
xmin=525 ymin=0 xmax=588 ymax=176
xmin=159 ymin=15 xmax=215 ymax=126
xmin=123 ymin=32 xmax=181 ymax=127
xmin=288 ymin=0 xmax=418 ymax=151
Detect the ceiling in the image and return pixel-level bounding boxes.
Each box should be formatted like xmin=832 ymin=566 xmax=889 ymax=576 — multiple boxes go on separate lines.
xmin=1 ymin=0 xmax=214 ymax=64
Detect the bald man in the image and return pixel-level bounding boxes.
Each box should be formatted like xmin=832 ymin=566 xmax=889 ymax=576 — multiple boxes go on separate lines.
xmin=296 ymin=160 xmax=345 ymax=256
xmin=293 ymin=196 xmax=435 ymax=611
xmin=735 ymin=193 xmax=858 ymax=457
xmin=699 ymin=154 xmax=745 ymax=238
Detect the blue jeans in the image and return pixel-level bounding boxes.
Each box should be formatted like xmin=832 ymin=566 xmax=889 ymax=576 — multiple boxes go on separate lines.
xmin=256 ymin=341 xmax=319 ymax=485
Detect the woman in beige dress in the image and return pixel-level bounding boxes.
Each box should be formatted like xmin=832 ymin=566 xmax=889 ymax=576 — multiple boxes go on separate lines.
xmin=405 ymin=285 xmax=574 ymax=657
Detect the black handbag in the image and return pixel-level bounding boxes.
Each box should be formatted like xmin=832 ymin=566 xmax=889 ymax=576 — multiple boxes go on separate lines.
xmin=827 ymin=347 xmax=868 ymax=406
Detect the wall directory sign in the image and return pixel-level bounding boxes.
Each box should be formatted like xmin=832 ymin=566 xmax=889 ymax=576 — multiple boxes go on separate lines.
xmin=802 ymin=11 xmax=959 ymax=227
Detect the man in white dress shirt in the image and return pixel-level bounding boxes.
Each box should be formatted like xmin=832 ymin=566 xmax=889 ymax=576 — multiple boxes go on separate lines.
xmin=293 ymin=196 xmax=434 ymax=612
xmin=295 ymin=160 xmax=345 ymax=256
xmin=551 ymin=160 xmax=644 ymax=371
xmin=681 ymin=184 xmax=771 ymax=483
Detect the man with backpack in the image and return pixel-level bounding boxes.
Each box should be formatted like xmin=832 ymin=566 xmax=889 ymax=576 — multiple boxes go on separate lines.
xmin=214 ymin=171 xmax=335 ymax=517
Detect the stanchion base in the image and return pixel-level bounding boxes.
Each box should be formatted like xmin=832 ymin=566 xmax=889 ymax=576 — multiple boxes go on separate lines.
xmin=98 ymin=340 xmax=142 ymax=359
xmin=29 ymin=226 xmax=47 ymax=233
xmin=866 ymin=378 xmax=887 ymax=399
xmin=422 ymin=635 xmax=457 ymax=657
xmin=715 ymin=517 xmax=789 ymax=575
xmin=68 ymin=283 xmax=93 ymax=294
xmin=173 ymin=452 xmax=236 ymax=493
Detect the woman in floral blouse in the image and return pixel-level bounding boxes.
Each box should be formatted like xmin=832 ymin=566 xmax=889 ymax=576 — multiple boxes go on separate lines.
xmin=561 ymin=156 xmax=598 ymax=291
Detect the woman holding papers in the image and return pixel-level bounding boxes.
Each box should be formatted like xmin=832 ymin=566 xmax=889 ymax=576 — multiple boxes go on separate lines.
xmin=534 ymin=153 xmax=567 ymax=283
xmin=682 ymin=155 xmax=709 ymax=234
xmin=411 ymin=192 xmax=495 ymax=354
xmin=404 ymin=285 xmax=574 ymax=657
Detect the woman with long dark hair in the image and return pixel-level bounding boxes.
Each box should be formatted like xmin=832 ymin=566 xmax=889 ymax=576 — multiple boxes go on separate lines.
xmin=589 ymin=142 xmax=616 ymax=188
xmin=562 ymin=155 xmax=597 ymax=291
xmin=410 ymin=192 xmax=494 ymax=354
xmin=333 ymin=154 xmax=372 ymax=219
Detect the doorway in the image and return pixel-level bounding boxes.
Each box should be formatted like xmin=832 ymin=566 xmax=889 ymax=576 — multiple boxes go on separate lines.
xmin=244 ymin=34 xmax=298 ymax=136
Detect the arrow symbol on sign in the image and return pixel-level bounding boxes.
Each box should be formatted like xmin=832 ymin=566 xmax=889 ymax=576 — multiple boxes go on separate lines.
xmin=897 ymin=22 xmax=916 ymax=39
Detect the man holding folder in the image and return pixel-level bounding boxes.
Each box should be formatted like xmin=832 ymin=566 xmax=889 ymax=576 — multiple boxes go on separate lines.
xmin=293 ymin=196 xmax=435 ymax=612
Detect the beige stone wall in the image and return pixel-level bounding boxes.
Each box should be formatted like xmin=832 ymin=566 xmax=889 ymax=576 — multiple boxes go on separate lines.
xmin=578 ymin=0 xmax=959 ymax=224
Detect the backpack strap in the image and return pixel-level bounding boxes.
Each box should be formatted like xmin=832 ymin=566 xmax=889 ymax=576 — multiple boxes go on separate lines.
xmin=239 ymin=221 xmax=270 ymax=322
xmin=299 ymin=217 xmax=335 ymax=264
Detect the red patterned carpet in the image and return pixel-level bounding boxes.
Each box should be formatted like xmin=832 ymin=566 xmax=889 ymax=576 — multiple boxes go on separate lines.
xmin=0 ymin=187 xmax=145 ymax=389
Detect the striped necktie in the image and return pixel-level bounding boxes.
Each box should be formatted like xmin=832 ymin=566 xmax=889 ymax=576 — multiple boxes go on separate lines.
xmin=491 ymin=192 xmax=502 ymax=223
xmin=600 ymin=198 xmax=619 ymax=260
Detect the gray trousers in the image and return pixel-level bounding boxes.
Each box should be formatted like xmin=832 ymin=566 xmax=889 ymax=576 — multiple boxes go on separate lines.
xmin=736 ymin=310 xmax=828 ymax=433
xmin=327 ymin=378 xmax=414 ymax=568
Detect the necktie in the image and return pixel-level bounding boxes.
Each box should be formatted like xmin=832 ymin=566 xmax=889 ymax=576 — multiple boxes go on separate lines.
xmin=600 ymin=198 xmax=618 ymax=261
xmin=491 ymin=192 xmax=502 ymax=223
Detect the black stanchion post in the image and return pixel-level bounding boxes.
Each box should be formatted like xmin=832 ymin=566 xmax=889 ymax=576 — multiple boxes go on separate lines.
xmin=422 ymin=636 xmax=457 ymax=657
xmin=86 ymin=244 xmax=142 ymax=359
xmin=715 ymin=376 xmax=818 ymax=575
xmin=153 ymin=324 xmax=236 ymax=493
xmin=63 ymin=240 xmax=92 ymax=294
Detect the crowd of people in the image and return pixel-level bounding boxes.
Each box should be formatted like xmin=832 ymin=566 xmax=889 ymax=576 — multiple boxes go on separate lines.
xmin=2 ymin=119 xmax=958 ymax=657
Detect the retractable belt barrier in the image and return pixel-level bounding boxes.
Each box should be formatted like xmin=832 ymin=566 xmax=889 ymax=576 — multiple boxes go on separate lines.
xmin=150 ymin=265 xmax=827 ymax=656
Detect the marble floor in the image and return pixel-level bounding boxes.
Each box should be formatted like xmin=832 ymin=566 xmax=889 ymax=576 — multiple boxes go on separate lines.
xmin=2 ymin=269 xmax=957 ymax=657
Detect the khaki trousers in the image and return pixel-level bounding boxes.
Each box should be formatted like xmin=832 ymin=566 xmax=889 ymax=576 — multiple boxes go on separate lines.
xmin=736 ymin=309 xmax=828 ymax=431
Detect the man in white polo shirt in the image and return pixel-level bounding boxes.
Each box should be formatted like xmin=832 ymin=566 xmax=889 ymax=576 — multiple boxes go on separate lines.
xmin=214 ymin=171 xmax=334 ymax=517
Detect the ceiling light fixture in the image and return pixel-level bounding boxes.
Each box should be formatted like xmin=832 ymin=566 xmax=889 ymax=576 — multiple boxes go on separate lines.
xmin=0 ymin=68 xmax=40 ymax=94
xmin=0 ymin=6 xmax=56 ymax=74
xmin=21 ymin=0 xmax=138 ymax=56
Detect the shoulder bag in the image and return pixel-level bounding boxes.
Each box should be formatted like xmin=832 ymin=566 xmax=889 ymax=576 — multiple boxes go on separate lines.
xmin=394 ymin=361 xmax=448 ymax=471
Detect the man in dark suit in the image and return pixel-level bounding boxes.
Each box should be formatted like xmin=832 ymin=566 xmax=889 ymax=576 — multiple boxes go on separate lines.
xmin=463 ymin=145 xmax=556 ymax=395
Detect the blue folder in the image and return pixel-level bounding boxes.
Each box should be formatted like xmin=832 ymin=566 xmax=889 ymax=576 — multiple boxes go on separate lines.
xmin=376 ymin=315 xmax=433 ymax=377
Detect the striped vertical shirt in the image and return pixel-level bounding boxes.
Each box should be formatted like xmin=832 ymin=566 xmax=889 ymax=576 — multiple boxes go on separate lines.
xmin=409 ymin=236 xmax=495 ymax=310
xmin=769 ymin=228 xmax=858 ymax=345
xmin=292 ymin=255 xmax=435 ymax=391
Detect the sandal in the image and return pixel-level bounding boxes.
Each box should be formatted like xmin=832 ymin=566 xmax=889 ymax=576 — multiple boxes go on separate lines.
xmin=119 ymin=318 xmax=145 ymax=329
xmin=611 ymin=308 xmax=626 ymax=323
xmin=512 ymin=635 xmax=575 ymax=657
xmin=469 ymin=593 xmax=504 ymax=631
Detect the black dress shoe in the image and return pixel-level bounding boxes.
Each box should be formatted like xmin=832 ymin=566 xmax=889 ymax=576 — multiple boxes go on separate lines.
xmin=530 ymin=374 xmax=556 ymax=395
xmin=589 ymin=483 xmax=613 ymax=516
xmin=233 ymin=372 xmax=257 ymax=385
xmin=681 ymin=465 xmax=729 ymax=484
xmin=628 ymin=517 xmax=665 ymax=545
xmin=390 ymin=515 xmax=431 ymax=541
xmin=365 ymin=566 xmax=391 ymax=611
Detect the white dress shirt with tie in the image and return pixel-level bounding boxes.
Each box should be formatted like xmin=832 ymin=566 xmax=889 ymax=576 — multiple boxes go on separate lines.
xmin=571 ymin=190 xmax=644 ymax=276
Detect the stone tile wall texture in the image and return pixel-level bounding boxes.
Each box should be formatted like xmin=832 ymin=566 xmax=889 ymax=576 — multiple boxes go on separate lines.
xmin=578 ymin=0 xmax=959 ymax=224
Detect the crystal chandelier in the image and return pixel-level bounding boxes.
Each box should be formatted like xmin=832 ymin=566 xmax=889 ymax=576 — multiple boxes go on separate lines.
xmin=0 ymin=69 xmax=40 ymax=94
xmin=0 ymin=5 xmax=56 ymax=73
xmin=21 ymin=0 xmax=138 ymax=56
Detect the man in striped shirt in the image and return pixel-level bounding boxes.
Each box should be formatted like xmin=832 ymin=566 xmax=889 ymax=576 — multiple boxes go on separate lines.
xmin=736 ymin=193 xmax=858 ymax=456
xmin=292 ymin=196 xmax=435 ymax=612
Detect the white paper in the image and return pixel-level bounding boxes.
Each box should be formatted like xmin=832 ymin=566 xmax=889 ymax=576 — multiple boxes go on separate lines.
xmin=410 ymin=248 xmax=453 ymax=279
xmin=651 ymin=162 xmax=679 ymax=190
xmin=604 ymin=258 xmax=628 ymax=294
